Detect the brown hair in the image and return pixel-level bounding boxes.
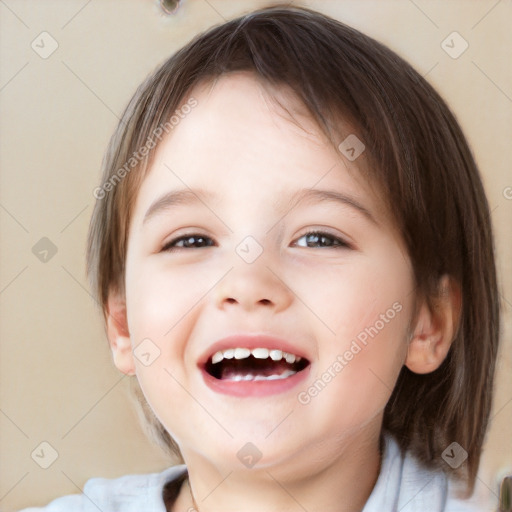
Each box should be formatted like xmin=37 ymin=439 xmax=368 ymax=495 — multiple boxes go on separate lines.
xmin=86 ymin=4 xmax=500 ymax=494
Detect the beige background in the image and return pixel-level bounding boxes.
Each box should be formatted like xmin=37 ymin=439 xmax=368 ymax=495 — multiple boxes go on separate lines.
xmin=0 ymin=0 xmax=511 ymax=510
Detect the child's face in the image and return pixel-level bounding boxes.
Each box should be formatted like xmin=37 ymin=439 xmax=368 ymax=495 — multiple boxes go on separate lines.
xmin=121 ymin=73 xmax=417 ymax=472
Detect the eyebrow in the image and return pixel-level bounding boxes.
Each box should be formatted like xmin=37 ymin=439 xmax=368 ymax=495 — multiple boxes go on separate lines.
xmin=281 ymin=188 xmax=378 ymax=226
xmin=143 ymin=188 xmax=214 ymax=224
xmin=142 ymin=187 xmax=377 ymax=226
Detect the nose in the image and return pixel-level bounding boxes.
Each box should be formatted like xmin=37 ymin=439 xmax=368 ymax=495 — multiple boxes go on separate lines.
xmin=214 ymin=261 xmax=293 ymax=313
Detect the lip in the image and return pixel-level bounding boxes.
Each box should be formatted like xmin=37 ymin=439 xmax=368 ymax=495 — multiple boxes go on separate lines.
xmin=198 ymin=334 xmax=312 ymax=397
xmin=201 ymin=365 xmax=311 ymax=397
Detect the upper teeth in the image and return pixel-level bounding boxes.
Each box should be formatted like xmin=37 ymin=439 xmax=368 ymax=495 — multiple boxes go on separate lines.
xmin=211 ymin=348 xmax=301 ymax=365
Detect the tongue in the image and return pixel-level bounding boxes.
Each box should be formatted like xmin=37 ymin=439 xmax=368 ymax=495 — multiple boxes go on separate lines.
xmin=220 ymin=358 xmax=293 ymax=380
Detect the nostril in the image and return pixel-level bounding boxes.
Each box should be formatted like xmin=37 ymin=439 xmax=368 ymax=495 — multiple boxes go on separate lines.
xmin=223 ymin=298 xmax=272 ymax=307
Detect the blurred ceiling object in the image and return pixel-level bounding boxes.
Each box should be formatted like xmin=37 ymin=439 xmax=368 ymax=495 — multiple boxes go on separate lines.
xmin=160 ymin=0 xmax=181 ymax=15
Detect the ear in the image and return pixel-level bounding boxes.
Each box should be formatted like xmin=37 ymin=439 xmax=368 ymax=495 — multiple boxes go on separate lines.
xmin=106 ymin=290 xmax=135 ymax=376
xmin=405 ymin=275 xmax=461 ymax=374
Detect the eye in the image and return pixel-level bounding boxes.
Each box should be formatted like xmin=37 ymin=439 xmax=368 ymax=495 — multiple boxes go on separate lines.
xmin=294 ymin=231 xmax=350 ymax=249
xmin=162 ymin=234 xmax=215 ymax=251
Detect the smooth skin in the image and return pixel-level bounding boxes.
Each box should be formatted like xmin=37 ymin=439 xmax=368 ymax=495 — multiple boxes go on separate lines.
xmin=107 ymin=73 xmax=460 ymax=512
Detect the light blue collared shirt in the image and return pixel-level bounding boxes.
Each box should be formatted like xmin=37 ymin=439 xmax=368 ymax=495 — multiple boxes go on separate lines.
xmin=19 ymin=434 xmax=486 ymax=511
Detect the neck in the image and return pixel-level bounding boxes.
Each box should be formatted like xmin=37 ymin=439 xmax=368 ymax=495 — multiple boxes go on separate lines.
xmin=174 ymin=428 xmax=383 ymax=512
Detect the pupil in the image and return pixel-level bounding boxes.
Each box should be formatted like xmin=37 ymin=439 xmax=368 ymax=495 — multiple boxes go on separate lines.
xmin=189 ymin=236 xmax=203 ymax=247
xmin=183 ymin=236 xmax=214 ymax=248
xmin=308 ymin=234 xmax=331 ymax=247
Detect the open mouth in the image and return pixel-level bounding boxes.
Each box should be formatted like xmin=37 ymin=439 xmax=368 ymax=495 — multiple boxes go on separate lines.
xmin=204 ymin=347 xmax=310 ymax=382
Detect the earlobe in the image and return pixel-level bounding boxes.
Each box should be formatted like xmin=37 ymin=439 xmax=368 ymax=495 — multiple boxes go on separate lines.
xmin=405 ymin=275 xmax=461 ymax=375
xmin=106 ymin=291 xmax=135 ymax=376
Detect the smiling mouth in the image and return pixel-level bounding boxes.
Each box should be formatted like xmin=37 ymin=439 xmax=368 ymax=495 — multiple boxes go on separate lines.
xmin=204 ymin=347 xmax=310 ymax=381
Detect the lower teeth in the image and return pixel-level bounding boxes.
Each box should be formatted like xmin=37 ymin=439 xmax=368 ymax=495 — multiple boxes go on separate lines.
xmin=227 ymin=370 xmax=296 ymax=382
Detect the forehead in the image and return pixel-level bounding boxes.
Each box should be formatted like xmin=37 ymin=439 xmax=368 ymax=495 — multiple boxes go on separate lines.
xmin=176 ymin=72 xmax=332 ymax=166
xmin=196 ymin=72 xmax=324 ymax=141
xmin=132 ymin=72 xmax=393 ymax=230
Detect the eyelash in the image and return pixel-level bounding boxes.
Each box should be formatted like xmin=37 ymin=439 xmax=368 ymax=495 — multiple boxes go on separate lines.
xmin=161 ymin=231 xmax=350 ymax=251
xmin=295 ymin=231 xmax=350 ymax=249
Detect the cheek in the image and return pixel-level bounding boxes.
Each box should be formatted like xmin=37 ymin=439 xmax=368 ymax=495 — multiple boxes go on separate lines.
xmin=123 ymin=259 xmax=204 ymax=399
xmin=125 ymin=257 xmax=219 ymax=340
xmin=124 ymin=258 xmax=206 ymax=442
xmin=124 ymin=257 xmax=228 ymax=410
xmin=299 ymin=301 xmax=411 ymax=435
xmin=295 ymin=250 xmax=413 ymax=419
xmin=297 ymin=250 xmax=413 ymax=344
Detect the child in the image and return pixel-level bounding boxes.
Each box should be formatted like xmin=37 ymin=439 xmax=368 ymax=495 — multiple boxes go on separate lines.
xmin=22 ymin=4 xmax=500 ymax=511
